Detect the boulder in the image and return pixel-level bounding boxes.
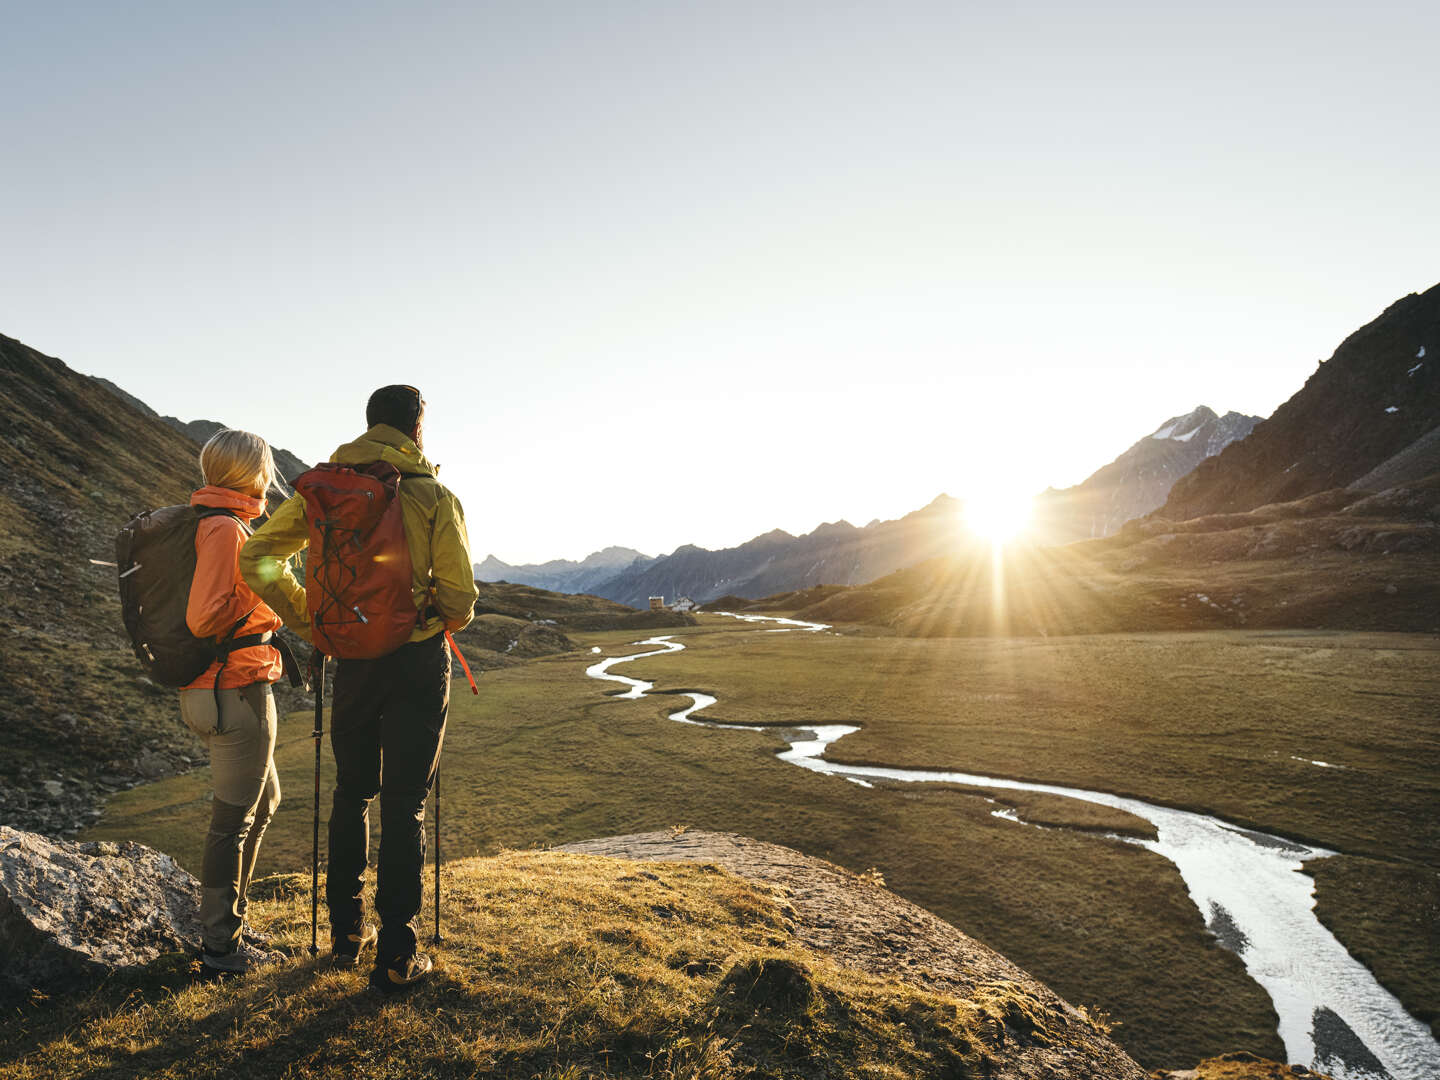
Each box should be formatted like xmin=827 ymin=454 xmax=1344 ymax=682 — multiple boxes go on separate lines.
xmin=0 ymin=825 xmax=200 ymax=997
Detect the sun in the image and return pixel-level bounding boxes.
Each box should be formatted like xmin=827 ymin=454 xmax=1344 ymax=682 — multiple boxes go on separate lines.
xmin=962 ymin=487 xmax=1033 ymax=545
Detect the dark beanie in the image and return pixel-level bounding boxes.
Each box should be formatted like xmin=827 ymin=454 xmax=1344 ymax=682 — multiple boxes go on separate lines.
xmin=367 ymin=385 xmax=426 ymax=433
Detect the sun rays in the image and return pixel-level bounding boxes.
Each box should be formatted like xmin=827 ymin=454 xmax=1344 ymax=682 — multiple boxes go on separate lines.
xmin=962 ymin=487 xmax=1034 ymax=547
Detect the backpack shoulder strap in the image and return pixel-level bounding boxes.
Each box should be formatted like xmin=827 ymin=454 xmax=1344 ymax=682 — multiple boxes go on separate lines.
xmin=195 ymin=506 xmax=254 ymax=538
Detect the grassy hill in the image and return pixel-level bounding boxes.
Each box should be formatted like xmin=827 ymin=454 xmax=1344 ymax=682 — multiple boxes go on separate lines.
xmin=700 ymin=585 xmax=851 ymax=613
xmin=0 ymin=843 xmax=1147 ymax=1080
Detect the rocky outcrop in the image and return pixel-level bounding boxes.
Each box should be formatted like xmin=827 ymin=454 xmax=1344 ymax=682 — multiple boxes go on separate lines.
xmin=0 ymin=826 xmax=200 ymax=998
xmin=561 ymin=829 xmax=1151 ymax=1079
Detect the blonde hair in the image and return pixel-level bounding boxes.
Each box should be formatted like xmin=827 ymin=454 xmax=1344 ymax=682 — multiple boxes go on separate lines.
xmin=199 ymin=429 xmax=282 ymax=498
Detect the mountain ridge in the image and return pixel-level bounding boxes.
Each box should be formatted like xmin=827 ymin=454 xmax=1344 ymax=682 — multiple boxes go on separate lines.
xmin=1158 ymin=282 xmax=1440 ymax=521
xmin=91 ymin=377 xmax=310 ymax=484
xmin=475 ymin=545 xmax=655 ymax=594
xmin=586 ymin=496 xmax=975 ymax=608
xmin=515 ymin=407 xmax=1255 ymax=608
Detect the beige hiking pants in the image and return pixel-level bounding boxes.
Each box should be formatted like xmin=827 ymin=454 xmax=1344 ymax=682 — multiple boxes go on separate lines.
xmin=179 ymin=682 xmax=281 ymax=961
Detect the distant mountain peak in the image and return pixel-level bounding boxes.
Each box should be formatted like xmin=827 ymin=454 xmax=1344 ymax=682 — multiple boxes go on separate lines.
xmin=1150 ymin=405 xmax=1218 ymax=442
xmin=474 ymin=545 xmax=654 ymax=589
xmin=737 ymin=528 xmax=797 ymax=551
xmin=1033 ymin=405 xmax=1261 ymax=542
xmin=910 ymin=494 xmax=960 ymax=518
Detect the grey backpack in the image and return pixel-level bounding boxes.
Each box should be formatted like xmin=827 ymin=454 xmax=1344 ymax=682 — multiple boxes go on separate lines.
xmin=115 ymin=505 xmax=255 ymax=686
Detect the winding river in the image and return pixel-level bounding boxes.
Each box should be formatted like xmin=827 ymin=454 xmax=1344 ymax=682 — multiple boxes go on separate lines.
xmin=585 ymin=616 xmax=1440 ymax=1080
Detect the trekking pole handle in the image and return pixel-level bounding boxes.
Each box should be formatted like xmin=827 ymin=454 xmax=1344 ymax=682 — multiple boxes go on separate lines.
xmin=308 ymin=648 xmax=328 ymax=734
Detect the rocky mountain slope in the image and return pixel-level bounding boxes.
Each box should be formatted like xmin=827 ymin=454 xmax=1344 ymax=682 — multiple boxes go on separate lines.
xmin=1032 ymin=406 xmax=1260 ymax=543
xmin=475 ymin=545 xmax=655 ymax=594
xmin=1159 ymin=281 xmax=1440 ymax=521
xmin=0 ymin=334 xmax=220 ymax=835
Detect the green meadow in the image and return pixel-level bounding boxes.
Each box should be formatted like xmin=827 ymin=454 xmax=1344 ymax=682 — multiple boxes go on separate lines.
xmin=87 ymin=616 xmax=1440 ymax=1067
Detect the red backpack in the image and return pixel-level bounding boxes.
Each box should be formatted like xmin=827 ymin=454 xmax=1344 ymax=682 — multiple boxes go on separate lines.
xmin=294 ymin=462 xmax=418 ymax=659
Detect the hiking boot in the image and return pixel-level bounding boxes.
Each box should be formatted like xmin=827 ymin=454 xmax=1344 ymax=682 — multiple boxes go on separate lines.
xmin=201 ymin=939 xmax=284 ymax=976
xmin=331 ymin=922 xmax=378 ymax=967
xmin=369 ymin=952 xmax=433 ymax=996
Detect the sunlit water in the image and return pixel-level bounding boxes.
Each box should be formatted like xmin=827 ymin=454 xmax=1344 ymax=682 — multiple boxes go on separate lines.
xmin=584 ymin=617 xmax=1440 ymax=1080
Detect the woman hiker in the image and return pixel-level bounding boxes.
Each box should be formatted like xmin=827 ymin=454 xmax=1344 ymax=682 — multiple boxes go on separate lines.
xmin=181 ymin=429 xmax=289 ymax=975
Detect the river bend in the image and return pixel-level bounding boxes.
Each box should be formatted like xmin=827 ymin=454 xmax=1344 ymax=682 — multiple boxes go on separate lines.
xmin=584 ymin=618 xmax=1439 ymax=1080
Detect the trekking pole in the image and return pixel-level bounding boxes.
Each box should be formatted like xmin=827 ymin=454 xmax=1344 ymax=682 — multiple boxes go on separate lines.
xmin=432 ymin=761 xmax=442 ymax=945
xmin=308 ymin=648 xmax=326 ymax=958
xmin=432 ymin=632 xmax=477 ymax=946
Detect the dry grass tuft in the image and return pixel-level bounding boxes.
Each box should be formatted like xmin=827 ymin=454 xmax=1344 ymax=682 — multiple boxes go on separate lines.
xmin=0 ymin=850 xmax=1051 ymax=1079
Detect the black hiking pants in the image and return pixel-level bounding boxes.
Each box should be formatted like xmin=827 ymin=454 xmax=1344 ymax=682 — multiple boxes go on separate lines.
xmin=326 ymin=632 xmax=450 ymax=966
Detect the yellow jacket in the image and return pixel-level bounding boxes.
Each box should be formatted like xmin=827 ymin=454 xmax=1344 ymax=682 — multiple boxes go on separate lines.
xmin=239 ymin=424 xmax=477 ymax=646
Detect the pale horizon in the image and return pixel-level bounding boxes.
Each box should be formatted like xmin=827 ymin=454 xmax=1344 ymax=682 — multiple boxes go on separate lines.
xmin=5 ymin=2 xmax=1437 ymax=563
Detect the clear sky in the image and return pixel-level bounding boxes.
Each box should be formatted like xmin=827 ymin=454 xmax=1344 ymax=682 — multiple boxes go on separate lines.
xmin=4 ymin=1 xmax=1436 ymax=564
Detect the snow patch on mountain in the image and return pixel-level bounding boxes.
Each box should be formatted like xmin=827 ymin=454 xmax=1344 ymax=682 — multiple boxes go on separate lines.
xmin=1033 ymin=405 xmax=1262 ymax=543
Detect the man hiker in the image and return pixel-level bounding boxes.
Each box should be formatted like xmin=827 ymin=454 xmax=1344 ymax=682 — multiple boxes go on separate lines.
xmin=239 ymin=385 xmax=477 ymax=993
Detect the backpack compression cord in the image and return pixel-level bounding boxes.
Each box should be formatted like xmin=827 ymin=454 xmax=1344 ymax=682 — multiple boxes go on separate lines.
xmin=294 ymin=462 xmax=417 ymax=660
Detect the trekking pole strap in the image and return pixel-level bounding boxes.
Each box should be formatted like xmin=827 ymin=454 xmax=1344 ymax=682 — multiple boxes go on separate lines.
xmin=445 ymin=630 xmax=479 ymax=695
xmin=271 ymin=633 xmax=305 ymax=688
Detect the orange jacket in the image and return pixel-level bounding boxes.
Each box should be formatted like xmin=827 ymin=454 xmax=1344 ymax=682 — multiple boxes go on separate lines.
xmin=183 ymin=486 xmax=284 ymax=690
